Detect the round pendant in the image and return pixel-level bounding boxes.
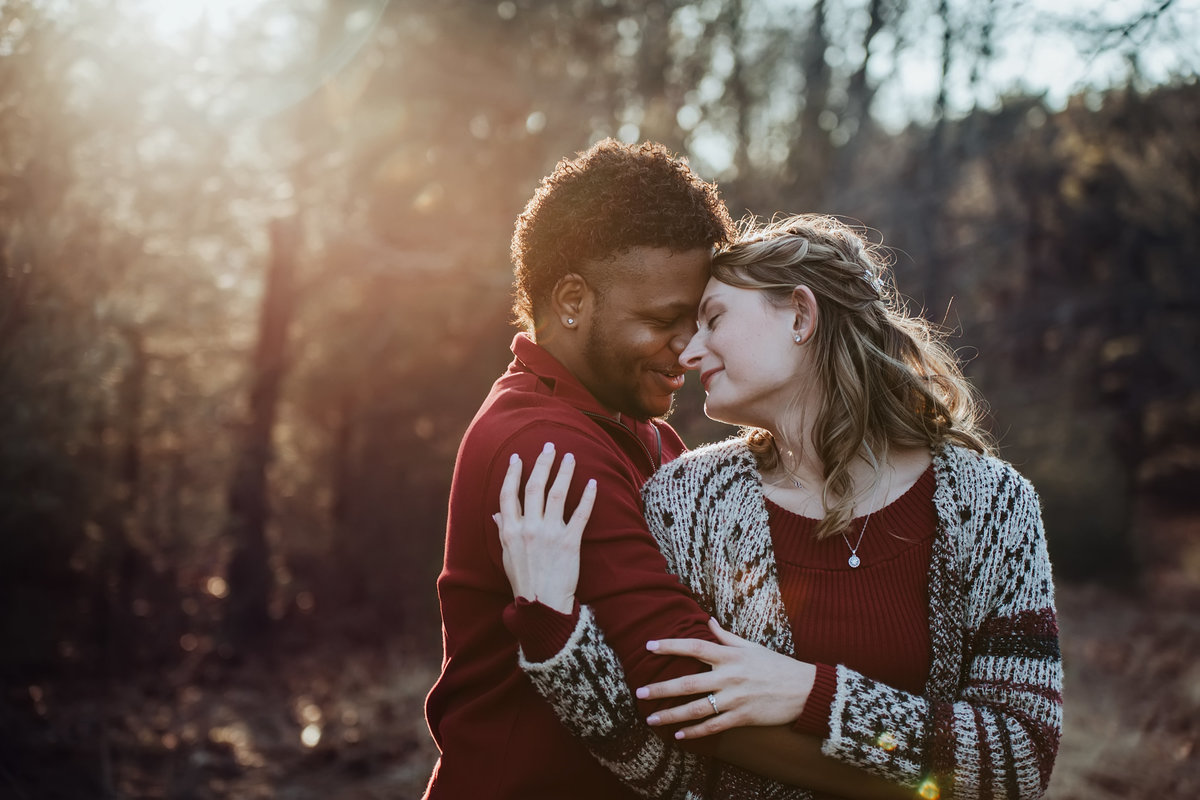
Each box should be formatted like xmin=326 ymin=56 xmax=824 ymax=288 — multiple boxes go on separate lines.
xmin=848 ymin=554 xmax=861 ymax=568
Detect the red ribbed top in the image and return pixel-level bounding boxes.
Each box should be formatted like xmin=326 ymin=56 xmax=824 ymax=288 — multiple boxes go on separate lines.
xmin=771 ymin=465 xmax=937 ymax=737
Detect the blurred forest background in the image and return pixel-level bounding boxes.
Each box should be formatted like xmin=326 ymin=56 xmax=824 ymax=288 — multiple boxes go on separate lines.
xmin=1 ymin=0 xmax=1198 ymax=797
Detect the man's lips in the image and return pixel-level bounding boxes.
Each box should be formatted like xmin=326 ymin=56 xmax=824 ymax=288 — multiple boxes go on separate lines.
xmin=650 ymin=368 xmax=686 ymax=392
xmin=699 ymin=368 xmax=722 ymax=392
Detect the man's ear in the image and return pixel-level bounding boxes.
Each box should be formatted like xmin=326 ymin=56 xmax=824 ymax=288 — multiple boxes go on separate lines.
xmin=550 ymin=273 xmax=591 ymax=330
xmin=791 ymin=285 xmax=818 ymax=345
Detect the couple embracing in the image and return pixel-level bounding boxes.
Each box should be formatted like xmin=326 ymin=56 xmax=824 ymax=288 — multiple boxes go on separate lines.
xmin=423 ymin=139 xmax=1061 ymax=800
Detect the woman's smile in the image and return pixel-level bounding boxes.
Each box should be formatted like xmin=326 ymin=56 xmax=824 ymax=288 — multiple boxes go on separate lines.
xmin=699 ymin=367 xmax=723 ymax=392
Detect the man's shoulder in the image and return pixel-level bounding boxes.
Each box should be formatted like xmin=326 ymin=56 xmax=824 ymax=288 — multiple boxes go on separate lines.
xmin=457 ymin=378 xmax=627 ymax=471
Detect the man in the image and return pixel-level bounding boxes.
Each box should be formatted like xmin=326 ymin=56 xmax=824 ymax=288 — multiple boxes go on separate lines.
xmin=422 ymin=139 xmax=734 ymax=799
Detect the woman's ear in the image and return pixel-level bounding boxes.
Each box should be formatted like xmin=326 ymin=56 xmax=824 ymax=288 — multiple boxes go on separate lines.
xmin=791 ymin=285 xmax=818 ymax=345
xmin=550 ymin=273 xmax=590 ymax=330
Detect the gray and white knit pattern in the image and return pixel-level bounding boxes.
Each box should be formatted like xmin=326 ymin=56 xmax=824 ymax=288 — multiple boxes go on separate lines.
xmin=522 ymin=439 xmax=1062 ymax=800
xmin=520 ymin=606 xmax=803 ymax=799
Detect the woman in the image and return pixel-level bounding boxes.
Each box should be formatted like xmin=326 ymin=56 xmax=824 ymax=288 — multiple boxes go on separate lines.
xmin=497 ymin=215 xmax=1062 ymax=800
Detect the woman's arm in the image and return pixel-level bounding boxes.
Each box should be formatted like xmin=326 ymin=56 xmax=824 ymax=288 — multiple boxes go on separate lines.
xmin=637 ymin=474 xmax=1062 ymax=800
xmin=499 ymin=446 xmax=800 ymax=799
xmin=821 ymin=474 xmax=1061 ymax=800
xmin=519 ymin=604 xmax=809 ymax=799
xmin=499 ymin=450 xmax=916 ymax=799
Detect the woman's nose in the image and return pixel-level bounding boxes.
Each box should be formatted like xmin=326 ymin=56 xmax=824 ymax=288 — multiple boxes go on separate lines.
xmin=669 ymin=320 xmax=698 ymax=358
xmin=680 ymin=331 xmax=704 ymax=369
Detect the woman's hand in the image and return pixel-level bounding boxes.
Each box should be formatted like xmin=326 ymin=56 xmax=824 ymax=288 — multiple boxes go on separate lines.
xmin=638 ymin=618 xmax=817 ymax=739
xmin=495 ymin=442 xmax=597 ymax=614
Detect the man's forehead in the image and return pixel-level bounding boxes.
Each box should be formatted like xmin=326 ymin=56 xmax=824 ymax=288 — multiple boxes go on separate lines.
xmin=591 ymin=246 xmax=709 ymax=310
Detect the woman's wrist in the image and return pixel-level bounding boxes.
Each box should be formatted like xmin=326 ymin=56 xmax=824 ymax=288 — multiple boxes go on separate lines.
xmin=503 ymin=597 xmax=581 ymax=662
xmin=537 ymin=592 xmax=575 ymax=615
xmin=793 ymin=662 xmax=837 ymax=736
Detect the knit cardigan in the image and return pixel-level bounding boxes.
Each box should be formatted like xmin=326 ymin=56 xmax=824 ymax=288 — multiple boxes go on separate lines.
xmin=519 ymin=439 xmax=1062 ymax=800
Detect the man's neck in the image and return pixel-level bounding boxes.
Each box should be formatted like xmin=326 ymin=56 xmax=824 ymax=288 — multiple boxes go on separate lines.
xmin=533 ymin=331 xmax=621 ymax=421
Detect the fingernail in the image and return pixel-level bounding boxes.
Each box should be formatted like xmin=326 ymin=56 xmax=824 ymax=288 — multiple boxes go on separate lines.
xmin=587 ymin=479 xmax=596 ymax=490
xmin=646 ymin=713 xmax=660 ymax=725
xmin=542 ymin=442 xmax=554 ymax=453
xmin=675 ymin=731 xmax=686 ymax=740
xmin=646 ymin=640 xmax=659 ymax=651
xmin=563 ymin=452 xmax=574 ymax=463
xmin=493 ymin=513 xmax=501 ymax=524
xmin=635 ymin=687 xmax=648 ymax=699
xmin=510 ymin=453 xmax=519 ymax=464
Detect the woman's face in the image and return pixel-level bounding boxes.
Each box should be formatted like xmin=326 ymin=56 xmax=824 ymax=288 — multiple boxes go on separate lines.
xmin=681 ymin=278 xmax=808 ymax=429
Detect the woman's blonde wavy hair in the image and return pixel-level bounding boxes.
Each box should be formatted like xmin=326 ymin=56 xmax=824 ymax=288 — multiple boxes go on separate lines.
xmin=712 ymin=214 xmax=991 ymax=540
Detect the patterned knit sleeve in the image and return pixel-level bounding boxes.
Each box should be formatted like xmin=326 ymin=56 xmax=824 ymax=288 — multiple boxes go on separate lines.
xmin=519 ymin=605 xmax=811 ymax=800
xmin=820 ymin=465 xmax=1062 ymax=800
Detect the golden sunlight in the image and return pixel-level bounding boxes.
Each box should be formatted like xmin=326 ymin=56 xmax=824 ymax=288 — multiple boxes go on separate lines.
xmin=135 ymin=0 xmax=264 ymax=42
xmin=301 ymin=723 xmax=322 ymax=748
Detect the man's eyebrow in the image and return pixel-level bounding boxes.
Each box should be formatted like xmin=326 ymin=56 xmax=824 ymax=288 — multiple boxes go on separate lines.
xmin=640 ymin=300 xmax=696 ymax=317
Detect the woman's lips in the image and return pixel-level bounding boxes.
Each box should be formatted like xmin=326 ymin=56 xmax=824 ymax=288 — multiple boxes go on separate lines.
xmin=699 ymin=368 xmax=722 ymax=392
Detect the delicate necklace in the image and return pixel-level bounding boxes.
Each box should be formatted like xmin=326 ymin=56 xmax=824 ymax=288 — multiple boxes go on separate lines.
xmin=841 ymin=478 xmax=883 ymax=569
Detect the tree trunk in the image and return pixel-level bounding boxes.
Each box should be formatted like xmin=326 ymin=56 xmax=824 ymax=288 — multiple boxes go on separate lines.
xmin=223 ymin=217 xmax=299 ymax=654
xmin=789 ymin=0 xmax=832 ymax=204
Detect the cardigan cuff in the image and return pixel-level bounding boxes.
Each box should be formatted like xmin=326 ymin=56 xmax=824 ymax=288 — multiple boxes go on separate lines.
xmin=502 ymin=597 xmax=581 ymax=663
xmin=792 ymin=662 xmax=837 ymax=738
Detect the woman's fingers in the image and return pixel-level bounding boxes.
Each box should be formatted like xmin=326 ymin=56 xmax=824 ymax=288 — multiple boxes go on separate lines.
xmin=643 ymin=693 xmax=741 ymax=739
xmin=497 ymin=453 xmax=523 ymax=525
xmin=644 ymin=696 xmax=720 ymax=728
xmin=707 ymin=617 xmax=748 ymax=646
xmin=542 ymin=451 xmax=575 ymax=523
xmin=644 ymin=636 xmax=727 ymax=664
xmin=565 ymin=477 xmax=597 ymax=538
xmin=498 ymin=443 xmax=593 ymax=533
xmin=672 ymin=715 xmax=735 ymax=739
xmin=522 ymin=442 xmax=556 ymax=520
xmin=635 ymin=670 xmax=716 ymax=702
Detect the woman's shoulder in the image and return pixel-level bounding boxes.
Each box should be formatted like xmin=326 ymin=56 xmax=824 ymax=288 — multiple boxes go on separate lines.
xmin=936 ymin=443 xmax=1035 ymax=492
xmin=658 ymin=437 xmax=753 ymax=477
xmin=934 ymin=443 xmax=1044 ymax=536
xmin=643 ymin=437 xmax=755 ymax=498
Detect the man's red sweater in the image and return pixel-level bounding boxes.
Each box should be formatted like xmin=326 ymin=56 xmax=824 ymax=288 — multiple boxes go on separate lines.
xmin=423 ymin=334 xmax=716 ymax=800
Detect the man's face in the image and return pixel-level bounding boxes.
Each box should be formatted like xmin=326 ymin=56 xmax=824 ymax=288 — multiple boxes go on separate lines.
xmin=577 ymin=247 xmax=711 ymax=420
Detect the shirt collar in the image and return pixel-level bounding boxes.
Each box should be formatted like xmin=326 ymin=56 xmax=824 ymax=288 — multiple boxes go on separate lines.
xmin=510 ymin=332 xmax=651 ymax=428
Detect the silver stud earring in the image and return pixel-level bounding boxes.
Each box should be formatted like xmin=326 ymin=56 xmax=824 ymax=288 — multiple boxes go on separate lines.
xmin=794 ymin=333 xmax=803 ymax=344
xmin=567 ymin=318 xmax=575 ymax=326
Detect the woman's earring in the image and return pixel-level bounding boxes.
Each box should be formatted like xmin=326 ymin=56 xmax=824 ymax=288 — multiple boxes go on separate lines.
xmin=793 ymin=333 xmax=803 ymax=344
xmin=567 ymin=317 xmax=575 ymax=326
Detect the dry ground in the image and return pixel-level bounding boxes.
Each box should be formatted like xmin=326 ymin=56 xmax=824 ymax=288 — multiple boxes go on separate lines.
xmin=4 ymin=579 xmax=1197 ymax=799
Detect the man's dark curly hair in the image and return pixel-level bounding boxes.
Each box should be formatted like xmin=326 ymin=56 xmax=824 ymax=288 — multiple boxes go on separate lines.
xmin=511 ymin=139 xmax=734 ymax=331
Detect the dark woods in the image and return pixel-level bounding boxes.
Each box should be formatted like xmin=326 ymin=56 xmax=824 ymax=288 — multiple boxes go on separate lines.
xmin=1 ymin=0 xmax=1197 ymax=796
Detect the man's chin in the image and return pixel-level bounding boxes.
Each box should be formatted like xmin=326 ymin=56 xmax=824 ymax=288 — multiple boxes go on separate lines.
xmin=637 ymin=393 xmax=677 ymax=422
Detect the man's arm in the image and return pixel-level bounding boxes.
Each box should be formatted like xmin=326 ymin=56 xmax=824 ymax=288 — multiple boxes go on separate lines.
xmin=717 ymin=728 xmax=914 ymax=800
xmin=520 ymin=604 xmax=915 ymax=799
xmin=489 ymin=426 xmax=720 ymax=718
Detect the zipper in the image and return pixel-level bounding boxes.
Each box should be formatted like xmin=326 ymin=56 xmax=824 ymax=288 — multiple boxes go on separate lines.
xmin=581 ymin=411 xmax=663 ymax=473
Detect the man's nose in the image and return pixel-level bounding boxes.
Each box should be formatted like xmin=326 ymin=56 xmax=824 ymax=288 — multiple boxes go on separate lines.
xmin=669 ymin=322 xmax=697 ymax=359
